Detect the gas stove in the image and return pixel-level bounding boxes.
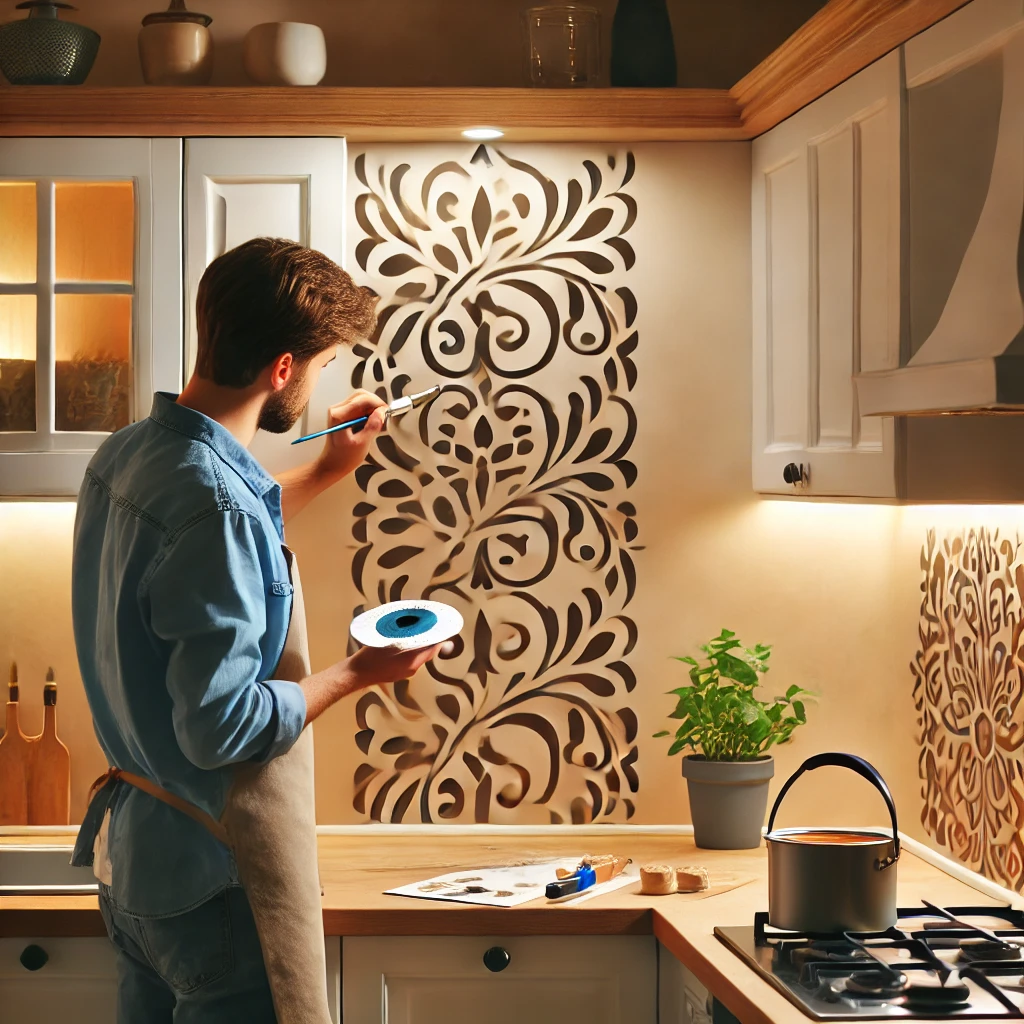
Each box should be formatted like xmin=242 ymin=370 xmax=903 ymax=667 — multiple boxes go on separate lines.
xmin=715 ymin=906 xmax=1024 ymax=1020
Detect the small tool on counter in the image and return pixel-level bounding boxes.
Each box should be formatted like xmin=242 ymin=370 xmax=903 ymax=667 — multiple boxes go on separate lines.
xmin=290 ymin=385 xmax=442 ymax=444
xmin=545 ymin=854 xmax=630 ymax=900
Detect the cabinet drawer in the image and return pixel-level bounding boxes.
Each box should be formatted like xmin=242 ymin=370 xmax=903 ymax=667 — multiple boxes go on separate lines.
xmin=0 ymin=937 xmax=117 ymax=1024
xmin=343 ymin=935 xmax=656 ymax=1024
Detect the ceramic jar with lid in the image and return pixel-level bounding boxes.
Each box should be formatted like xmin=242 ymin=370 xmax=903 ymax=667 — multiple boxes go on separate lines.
xmin=138 ymin=0 xmax=212 ymax=86
xmin=243 ymin=22 xmax=325 ymax=86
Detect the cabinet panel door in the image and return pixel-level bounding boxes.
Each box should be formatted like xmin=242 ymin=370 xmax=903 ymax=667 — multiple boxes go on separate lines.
xmin=0 ymin=138 xmax=182 ymax=496
xmin=0 ymin=936 xmax=117 ymax=1024
xmin=752 ymin=53 xmax=900 ymax=497
xmin=343 ymin=935 xmax=656 ymax=1024
xmin=184 ymin=138 xmax=347 ymax=475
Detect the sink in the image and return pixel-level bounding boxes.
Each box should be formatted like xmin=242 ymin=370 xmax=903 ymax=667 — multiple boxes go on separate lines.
xmin=0 ymin=844 xmax=99 ymax=895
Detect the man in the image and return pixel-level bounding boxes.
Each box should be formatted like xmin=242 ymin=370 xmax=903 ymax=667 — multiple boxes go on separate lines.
xmin=71 ymin=238 xmax=441 ymax=1021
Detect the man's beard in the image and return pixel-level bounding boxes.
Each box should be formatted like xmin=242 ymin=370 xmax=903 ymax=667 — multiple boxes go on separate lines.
xmin=258 ymin=367 xmax=309 ymax=434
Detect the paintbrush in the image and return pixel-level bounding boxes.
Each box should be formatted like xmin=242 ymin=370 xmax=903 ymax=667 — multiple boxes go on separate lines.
xmin=290 ymin=385 xmax=442 ymax=445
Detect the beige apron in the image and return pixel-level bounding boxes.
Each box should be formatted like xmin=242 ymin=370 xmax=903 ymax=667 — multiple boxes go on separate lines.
xmin=84 ymin=547 xmax=330 ymax=1024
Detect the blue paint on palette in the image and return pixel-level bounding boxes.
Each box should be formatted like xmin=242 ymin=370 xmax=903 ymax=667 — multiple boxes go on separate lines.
xmin=375 ymin=608 xmax=439 ymax=639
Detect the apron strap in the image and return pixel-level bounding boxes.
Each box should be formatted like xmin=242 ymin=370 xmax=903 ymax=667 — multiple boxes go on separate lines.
xmin=89 ymin=767 xmax=231 ymax=848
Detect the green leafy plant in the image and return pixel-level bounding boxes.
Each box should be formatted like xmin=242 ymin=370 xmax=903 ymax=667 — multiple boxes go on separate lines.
xmin=653 ymin=629 xmax=813 ymax=761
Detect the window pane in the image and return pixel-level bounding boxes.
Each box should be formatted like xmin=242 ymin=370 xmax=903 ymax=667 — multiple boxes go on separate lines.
xmin=55 ymin=181 xmax=134 ymax=284
xmin=0 ymin=294 xmax=36 ymax=432
xmin=55 ymin=294 xmax=131 ymax=433
xmin=0 ymin=183 xmax=37 ymax=284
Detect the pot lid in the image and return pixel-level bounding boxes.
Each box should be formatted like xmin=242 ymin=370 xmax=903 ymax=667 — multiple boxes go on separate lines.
xmin=142 ymin=0 xmax=211 ymax=27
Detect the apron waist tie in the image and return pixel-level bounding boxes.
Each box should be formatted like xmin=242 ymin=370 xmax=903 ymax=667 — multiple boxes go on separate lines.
xmin=88 ymin=767 xmax=231 ymax=848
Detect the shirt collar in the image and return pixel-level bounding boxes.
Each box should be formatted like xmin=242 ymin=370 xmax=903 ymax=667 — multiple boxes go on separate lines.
xmin=149 ymin=393 xmax=281 ymax=507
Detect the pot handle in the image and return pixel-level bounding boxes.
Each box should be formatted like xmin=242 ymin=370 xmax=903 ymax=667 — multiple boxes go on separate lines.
xmin=766 ymin=752 xmax=900 ymax=867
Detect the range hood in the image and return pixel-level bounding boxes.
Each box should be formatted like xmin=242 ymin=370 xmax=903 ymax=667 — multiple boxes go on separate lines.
xmin=855 ymin=23 xmax=1024 ymax=417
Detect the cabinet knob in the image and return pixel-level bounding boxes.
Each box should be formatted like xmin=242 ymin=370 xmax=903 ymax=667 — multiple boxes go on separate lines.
xmin=782 ymin=462 xmax=808 ymax=486
xmin=482 ymin=946 xmax=511 ymax=973
xmin=19 ymin=944 xmax=49 ymax=972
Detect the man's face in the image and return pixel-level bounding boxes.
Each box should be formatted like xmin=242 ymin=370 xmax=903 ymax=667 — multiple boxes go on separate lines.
xmin=258 ymin=345 xmax=339 ymax=434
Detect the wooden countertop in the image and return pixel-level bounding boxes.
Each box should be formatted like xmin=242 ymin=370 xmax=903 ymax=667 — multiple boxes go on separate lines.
xmin=0 ymin=832 xmax=1012 ymax=1024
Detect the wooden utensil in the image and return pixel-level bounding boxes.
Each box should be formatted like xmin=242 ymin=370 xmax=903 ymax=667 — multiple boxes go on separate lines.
xmin=28 ymin=668 xmax=71 ymax=825
xmin=0 ymin=662 xmax=32 ymax=825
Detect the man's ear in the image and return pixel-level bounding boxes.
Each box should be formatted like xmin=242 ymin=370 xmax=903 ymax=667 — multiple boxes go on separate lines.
xmin=269 ymin=352 xmax=294 ymax=392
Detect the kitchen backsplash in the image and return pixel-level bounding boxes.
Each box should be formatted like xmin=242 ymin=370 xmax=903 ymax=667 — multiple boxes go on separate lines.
xmin=915 ymin=527 xmax=1024 ymax=891
xmin=344 ymin=145 xmax=641 ymax=823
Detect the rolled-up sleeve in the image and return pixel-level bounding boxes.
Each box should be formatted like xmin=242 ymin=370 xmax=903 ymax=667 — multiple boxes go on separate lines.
xmin=146 ymin=509 xmax=306 ymax=771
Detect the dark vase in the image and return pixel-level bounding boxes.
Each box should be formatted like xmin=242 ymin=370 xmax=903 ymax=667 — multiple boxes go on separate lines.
xmin=610 ymin=0 xmax=677 ymax=87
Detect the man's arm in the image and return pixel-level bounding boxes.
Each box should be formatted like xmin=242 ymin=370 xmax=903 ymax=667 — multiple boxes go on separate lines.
xmin=147 ymin=506 xmax=446 ymax=768
xmin=278 ymin=390 xmax=388 ymax=523
xmin=148 ymin=509 xmax=307 ymax=769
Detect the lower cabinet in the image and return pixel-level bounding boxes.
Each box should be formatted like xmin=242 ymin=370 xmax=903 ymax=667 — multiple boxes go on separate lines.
xmin=659 ymin=944 xmax=712 ymax=1024
xmin=342 ymin=935 xmax=657 ymax=1023
xmin=0 ymin=936 xmax=117 ymax=1023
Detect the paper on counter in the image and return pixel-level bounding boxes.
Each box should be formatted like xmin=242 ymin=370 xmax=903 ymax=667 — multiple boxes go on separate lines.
xmin=385 ymin=859 xmax=578 ymax=907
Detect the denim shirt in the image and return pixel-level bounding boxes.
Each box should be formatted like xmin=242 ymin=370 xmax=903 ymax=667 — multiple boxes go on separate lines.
xmin=72 ymin=392 xmax=307 ymax=917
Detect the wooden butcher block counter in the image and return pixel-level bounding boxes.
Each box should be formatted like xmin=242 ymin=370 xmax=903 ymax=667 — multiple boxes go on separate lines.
xmin=0 ymin=830 xmax=1015 ymax=1024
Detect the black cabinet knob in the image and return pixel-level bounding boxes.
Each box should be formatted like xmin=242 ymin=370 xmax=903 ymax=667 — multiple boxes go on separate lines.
xmin=482 ymin=946 xmax=511 ymax=973
xmin=782 ymin=462 xmax=807 ymax=486
xmin=19 ymin=944 xmax=49 ymax=972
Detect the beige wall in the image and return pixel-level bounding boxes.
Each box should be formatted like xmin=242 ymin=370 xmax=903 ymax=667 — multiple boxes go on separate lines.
xmin=4 ymin=140 xmax=1024 ymax=858
xmin=49 ymin=0 xmax=825 ymax=88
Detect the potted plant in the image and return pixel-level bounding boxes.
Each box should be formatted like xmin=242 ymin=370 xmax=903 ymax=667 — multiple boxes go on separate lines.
xmin=654 ymin=629 xmax=813 ymax=849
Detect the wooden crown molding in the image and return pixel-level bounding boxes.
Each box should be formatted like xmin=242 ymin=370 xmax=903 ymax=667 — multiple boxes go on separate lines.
xmin=733 ymin=0 xmax=974 ymax=136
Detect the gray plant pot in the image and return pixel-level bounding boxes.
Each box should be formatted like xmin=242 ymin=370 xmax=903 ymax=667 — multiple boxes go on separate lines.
xmin=682 ymin=755 xmax=775 ymax=849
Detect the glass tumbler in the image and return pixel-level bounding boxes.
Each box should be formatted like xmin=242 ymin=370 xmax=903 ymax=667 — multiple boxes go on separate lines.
xmin=524 ymin=5 xmax=601 ymax=88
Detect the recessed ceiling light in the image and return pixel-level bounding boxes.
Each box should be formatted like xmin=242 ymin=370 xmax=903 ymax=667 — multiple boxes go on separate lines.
xmin=462 ymin=127 xmax=504 ymax=141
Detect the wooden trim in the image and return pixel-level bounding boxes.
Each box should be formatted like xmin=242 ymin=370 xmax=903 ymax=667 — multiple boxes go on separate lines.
xmin=733 ymin=0 xmax=974 ymax=136
xmin=0 ymin=86 xmax=746 ymax=141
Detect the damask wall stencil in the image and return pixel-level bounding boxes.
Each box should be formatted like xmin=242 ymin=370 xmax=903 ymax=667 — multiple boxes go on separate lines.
xmin=347 ymin=144 xmax=642 ymax=823
xmin=914 ymin=528 xmax=1024 ymax=890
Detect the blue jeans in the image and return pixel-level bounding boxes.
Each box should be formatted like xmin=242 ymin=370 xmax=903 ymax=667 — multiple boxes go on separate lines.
xmin=99 ymin=883 xmax=276 ymax=1023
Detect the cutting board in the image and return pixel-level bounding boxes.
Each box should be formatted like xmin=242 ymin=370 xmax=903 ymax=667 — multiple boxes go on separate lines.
xmin=0 ymin=681 xmax=32 ymax=825
xmin=27 ymin=676 xmax=71 ymax=825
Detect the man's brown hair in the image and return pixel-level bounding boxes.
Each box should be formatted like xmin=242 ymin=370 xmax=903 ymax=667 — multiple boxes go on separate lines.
xmin=194 ymin=237 xmax=378 ymax=387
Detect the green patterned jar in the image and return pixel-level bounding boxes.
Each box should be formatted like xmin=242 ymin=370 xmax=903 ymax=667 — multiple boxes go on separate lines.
xmin=0 ymin=1 xmax=100 ymax=85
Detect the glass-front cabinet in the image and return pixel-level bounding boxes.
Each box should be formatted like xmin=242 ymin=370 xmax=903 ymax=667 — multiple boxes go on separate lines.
xmin=0 ymin=139 xmax=182 ymax=496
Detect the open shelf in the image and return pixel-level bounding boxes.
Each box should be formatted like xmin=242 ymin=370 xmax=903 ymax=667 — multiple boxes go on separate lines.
xmin=0 ymin=87 xmax=745 ymax=141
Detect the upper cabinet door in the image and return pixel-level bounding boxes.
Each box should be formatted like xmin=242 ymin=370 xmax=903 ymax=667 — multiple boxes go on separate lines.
xmin=0 ymin=138 xmax=182 ymax=497
xmin=184 ymin=138 xmax=347 ymax=474
xmin=751 ymin=53 xmax=901 ymax=497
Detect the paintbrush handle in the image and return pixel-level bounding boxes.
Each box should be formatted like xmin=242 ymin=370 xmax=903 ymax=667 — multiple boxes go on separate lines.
xmin=290 ymin=415 xmax=370 ymax=445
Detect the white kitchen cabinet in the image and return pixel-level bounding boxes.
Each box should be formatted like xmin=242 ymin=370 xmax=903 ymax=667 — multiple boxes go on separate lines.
xmin=0 ymin=138 xmax=182 ymax=497
xmin=751 ymin=53 xmax=901 ymax=497
xmin=343 ymin=935 xmax=656 ymax=1023
xmin=184 ymin=137 xmax=348 ymax=475
xmin=0 ymin=936 xmax=117 ymax=1023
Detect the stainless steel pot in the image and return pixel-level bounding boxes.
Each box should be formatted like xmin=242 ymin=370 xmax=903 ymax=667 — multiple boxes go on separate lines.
xmin=765 ymin=752 xmax=900 ymax=933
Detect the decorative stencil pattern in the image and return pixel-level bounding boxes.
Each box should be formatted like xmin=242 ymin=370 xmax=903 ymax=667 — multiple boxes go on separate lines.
xmin=914 ymin=528 xmax=1024 ymax=890
xmin=348 ymin=145 xmax=641 ymax=823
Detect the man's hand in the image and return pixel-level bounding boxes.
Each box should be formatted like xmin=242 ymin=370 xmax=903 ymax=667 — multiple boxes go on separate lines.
xmin=277 ymin=389 xmax=388 ymax=522
xmin=300 ymin=641 xmax=453 ymax=727
xmin=315 ymin=390 xmax=388 ymax=485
